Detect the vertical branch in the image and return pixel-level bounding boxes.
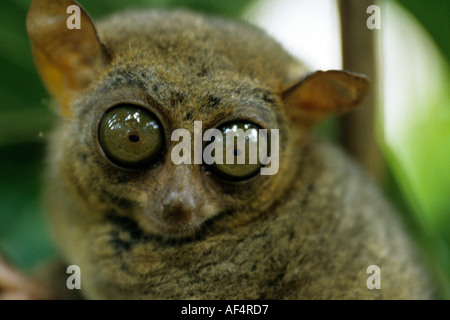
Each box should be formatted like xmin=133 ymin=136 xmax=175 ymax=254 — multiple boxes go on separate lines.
xmin=338 ymin=0 xmax=385 ymax=183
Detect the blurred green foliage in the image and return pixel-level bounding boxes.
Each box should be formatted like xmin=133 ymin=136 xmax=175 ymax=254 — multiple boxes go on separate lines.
xmin=389 ymin=0 xmax=450 ymax=299
xmin=396 ymin=0 xmax=450 ymax=61
xmin=0 ymin=0 xmax=448 ymax=298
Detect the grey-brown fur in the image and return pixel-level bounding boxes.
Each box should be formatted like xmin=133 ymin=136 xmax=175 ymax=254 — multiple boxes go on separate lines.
xmin=31 ymin=7 xmax=433 ymax=299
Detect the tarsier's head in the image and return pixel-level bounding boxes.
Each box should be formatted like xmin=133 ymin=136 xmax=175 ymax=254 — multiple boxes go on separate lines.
xmin=27 ymin=0 xmax=369 ymax=241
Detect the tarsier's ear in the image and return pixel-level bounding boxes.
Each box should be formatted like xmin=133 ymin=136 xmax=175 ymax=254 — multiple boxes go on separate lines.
xmin=27 ymin=0 xmax=110 ymax=117
xmin=282 ymin=70 xmax=370 ymax=127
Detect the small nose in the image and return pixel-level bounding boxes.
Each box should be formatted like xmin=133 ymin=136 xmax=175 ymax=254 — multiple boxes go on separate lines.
xmin=161 ymin=190 xmax=196 ymax=225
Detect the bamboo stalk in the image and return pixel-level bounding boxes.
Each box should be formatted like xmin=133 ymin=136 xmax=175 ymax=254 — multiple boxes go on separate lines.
xmin=338 ymin=0 xmax=385 ymax=184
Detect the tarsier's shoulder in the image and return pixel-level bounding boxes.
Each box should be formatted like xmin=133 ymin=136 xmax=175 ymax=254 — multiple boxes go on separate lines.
xmin=296 ymin=138 xmax=435 ymax=299
xmin=305 ymin=138 xmax=397 ymax=222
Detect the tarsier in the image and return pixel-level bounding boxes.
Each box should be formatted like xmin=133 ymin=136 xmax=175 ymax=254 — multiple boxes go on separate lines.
xmin=0 ymin=0 xmax=434 ymax=299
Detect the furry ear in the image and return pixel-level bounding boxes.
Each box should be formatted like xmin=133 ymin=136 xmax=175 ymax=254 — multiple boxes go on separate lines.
xmin=282 ymin=70 xmax=370 ymax=126
xmin=27 ymin=0 xmax=110 ymax=117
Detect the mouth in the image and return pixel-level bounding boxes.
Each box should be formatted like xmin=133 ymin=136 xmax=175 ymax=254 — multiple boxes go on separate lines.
xmin=147 ymin=214 xmax=205 ymax=239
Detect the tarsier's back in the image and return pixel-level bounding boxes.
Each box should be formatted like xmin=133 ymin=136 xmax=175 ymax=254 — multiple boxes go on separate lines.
xmin=19 ymin=0 xmax=434 ymax=299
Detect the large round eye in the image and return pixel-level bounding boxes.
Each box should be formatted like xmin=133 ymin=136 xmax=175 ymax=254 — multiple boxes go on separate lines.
xmin=99 ymin=104 xmax=164 ymax=168
xmin=207 ymin=122 xmax=268 ymax=181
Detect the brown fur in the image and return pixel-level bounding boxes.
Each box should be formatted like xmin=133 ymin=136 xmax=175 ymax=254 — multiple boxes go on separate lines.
xmin=24 ymin=1 xmax=433 ymax=299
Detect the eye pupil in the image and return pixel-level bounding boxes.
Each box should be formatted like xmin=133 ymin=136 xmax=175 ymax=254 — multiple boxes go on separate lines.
xmin=129 ymin=135 xmax=140 ymax=143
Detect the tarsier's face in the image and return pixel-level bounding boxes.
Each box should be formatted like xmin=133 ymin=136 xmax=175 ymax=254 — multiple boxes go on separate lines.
xmin=58 ymin=61 xmax=290 ymax=239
